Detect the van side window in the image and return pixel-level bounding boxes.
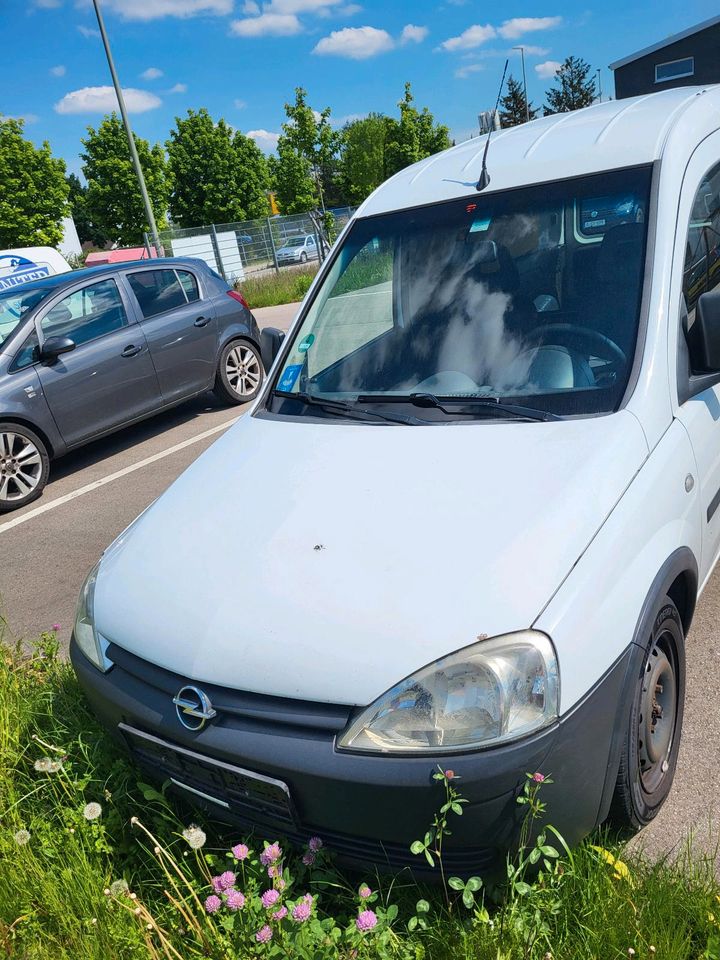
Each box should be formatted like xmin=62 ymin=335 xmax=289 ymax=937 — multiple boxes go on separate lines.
xmin=40 ymin=279 xmax=128 ymax=347
xmin=683 ymin=161 xmax=720 ymax=323
xmin=127 ymin=269 xmax=188 ymax=318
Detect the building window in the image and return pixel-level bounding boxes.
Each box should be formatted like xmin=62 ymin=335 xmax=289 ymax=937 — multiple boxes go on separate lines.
xmin=655 ymin=57 xmax=695 ymax=83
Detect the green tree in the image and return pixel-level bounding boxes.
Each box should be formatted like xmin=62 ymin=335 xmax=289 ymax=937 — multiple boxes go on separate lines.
xmin=81 ymin=114 xmax=168 ymax=246
xmin=66 ymin=173 xmax=108 ymax=248
xmin=499 ymin=74 xmax=539 ymax=128
xmin=384 ymin=82 xmax=450 ymax=179
xmin=0 ymin=116 xmax=69 ymax=248
xmin=544 ymin=56 xmax=596 ymax=115
xmin=166 ymin=108 xmax=269 ymax=227
xmin=339 ymin=114 xmax=389 ymax=204
xmin=272 ymin=88 xmax=341 ymax=215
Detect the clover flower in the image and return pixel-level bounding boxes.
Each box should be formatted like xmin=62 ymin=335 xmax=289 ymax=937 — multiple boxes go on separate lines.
xmin=255 ymin=925 xmax=273 ymax=943
xmin=359 ymin=884 xmax=372 ymax=900
xmin=273 ymin=906 xmax=288 ymax=920
xmin=308 ymin=836 xmax=323 ymax=852
xmin=219 ymin=871 xmax=236 ymax=890
xmin=444 ymin=769 xmax=455 ymax=780
xmin=204 ymin=895 xmax=221 ymax=914
xmin=232 ymin=842 xmax=249 ymax=861
xmin=356 ymin=909 xmax=378 ymax=932
xmin=83 ymin=802 xmax=102 ymax=821
xmin=267 ymin=864 xmax=281 ymax=879
xmin=226 ymin=889 xmax=245 ymax=911
xmin=302 ymin=851 xmax=315 ymax=866
xmin=260 ymin=842 xmax=282 ymax=866
xmin=261 ymin=889 xmax=280 ymax=909
xmin=532 ymin=772 xmax=546 ymax=783
xmin=211 ymin=876 xmax=224 ymax=894
xmin=14 ymin=829 xmax=30 ymax=846
xmin=292 ymin=901 xmax=312 ymax=923
xmin=182 ymin=825 xmax=206 ymax=849
xmin=275 ymin=876 xmax=286 ymax=891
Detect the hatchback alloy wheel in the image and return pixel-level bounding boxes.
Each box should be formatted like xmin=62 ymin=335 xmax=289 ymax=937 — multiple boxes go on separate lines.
xmin=0 ymin=431 xmax=43 ymax=504
xmin=226 ymin=344 xmax=262 ymax=399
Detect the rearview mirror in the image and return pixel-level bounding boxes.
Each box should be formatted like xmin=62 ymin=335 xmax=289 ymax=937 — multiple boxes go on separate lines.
xmin=260 ymin=327 xmax=285 ymax=371
xmin=40 ymin=335 xmax=76 ymax=363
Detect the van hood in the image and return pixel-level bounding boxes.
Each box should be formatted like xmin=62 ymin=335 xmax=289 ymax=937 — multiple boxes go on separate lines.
xmin=95 ymin=411 xmax=648 ymax=706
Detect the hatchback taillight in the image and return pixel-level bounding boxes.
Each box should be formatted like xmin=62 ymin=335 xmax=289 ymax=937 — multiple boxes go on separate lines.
xmin=227 ymin=289 xmax=250 ymax=309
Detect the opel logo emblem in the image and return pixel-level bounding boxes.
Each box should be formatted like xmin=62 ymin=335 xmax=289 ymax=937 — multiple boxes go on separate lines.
xmin=173 ymin=685 xmax=217 ymax=731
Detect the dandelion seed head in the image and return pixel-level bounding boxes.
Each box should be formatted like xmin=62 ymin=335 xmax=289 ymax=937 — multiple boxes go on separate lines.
xmin=110 ymin=879 xmax=129 ymax=897
xmin=14 ymin=829 xmax=30 ymax=846
xmin=34 ymin=758 xmax=52 ymax=772
xmin=182 ymin=825 xmax=206 ymax=849
xmin=83 ymin=802 xmax=102 ymax=821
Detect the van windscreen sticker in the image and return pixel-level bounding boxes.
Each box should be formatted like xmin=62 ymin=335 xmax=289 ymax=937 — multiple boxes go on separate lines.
xmin=278 ymin=364 xmax=303 ymax=392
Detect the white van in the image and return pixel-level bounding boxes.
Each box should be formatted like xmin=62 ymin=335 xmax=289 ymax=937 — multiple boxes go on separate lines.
xmin=71 ymin=86 xmax=720 ymax=871
xmin=0 ymin=247 xmax=71 ymax=292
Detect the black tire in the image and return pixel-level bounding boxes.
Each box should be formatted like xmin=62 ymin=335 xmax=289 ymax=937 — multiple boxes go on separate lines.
xmin=213 ymin=339 xmax=264 ymax=405
xmin=300 ymin=252 xmax=308 ymax=264
xmin=609 ymin=596 xmax=685 ymax=831
xmin=0 ymin=422 xmax=50 ymax=513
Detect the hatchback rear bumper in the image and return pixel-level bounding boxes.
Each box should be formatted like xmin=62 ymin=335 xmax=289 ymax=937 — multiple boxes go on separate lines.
xmin=71 ymin=636 xmax=631 ymax=874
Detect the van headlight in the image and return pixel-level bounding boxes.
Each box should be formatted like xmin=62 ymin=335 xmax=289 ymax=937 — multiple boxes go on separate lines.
xmin=336 ymin=631 xmax=558 ymax=753
xmin=74 ymin=562 xmax=112 ymax=672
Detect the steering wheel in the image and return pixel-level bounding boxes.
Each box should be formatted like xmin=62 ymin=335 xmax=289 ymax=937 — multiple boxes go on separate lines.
xmin=523 ymin=323 xmax=627 ymax=366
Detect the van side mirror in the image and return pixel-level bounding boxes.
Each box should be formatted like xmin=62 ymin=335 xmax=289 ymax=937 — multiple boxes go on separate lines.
xmin=40 ymin=335 xmax=76 ymax=363
xmin=260 ymin=327 xmax=285 ymax=371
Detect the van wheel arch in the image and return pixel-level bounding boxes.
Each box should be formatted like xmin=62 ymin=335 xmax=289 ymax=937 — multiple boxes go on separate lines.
xmin=595 ymin=548 xmax=697 ymax=828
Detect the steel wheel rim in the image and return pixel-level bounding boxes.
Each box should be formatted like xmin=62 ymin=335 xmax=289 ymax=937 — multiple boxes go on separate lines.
xmin=0 ymin=432 xmax=42 ymax=502
xmin=226 ymin=345 xmax=261 ymax=397
xmin=638 ymin=633 xmax=678 ymax=794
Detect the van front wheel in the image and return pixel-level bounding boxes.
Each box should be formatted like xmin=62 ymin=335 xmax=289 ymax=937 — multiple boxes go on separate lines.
xmin=609 ymin=596 xmax=685 ymax=831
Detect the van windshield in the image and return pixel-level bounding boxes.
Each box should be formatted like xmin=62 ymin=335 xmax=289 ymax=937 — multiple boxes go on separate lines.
xmin=272 ymin=166 xmax=652 ymax=420
xmin=0 ymin=286 xmax=49 ymax=347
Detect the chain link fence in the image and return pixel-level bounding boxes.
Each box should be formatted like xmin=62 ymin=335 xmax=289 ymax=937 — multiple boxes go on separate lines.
xmin=151 ymin=207 xmax=356 ymax=284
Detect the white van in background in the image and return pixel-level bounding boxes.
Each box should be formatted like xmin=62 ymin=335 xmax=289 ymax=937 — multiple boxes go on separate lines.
xmin=0 ymin=247 xmax=71 ymax=292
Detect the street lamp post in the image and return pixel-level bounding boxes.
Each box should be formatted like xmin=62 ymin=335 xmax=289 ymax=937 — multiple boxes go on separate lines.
xmin=596 ymin=68 xmax=603 ymax=103
xmin=513 ymin=45 xmax=530 ymax=123
xmin=91 ymin=0 xmax=161 ymax=255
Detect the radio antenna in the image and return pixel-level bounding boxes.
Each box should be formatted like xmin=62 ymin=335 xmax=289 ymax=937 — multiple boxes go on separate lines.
xmin=476 ymin=58 xmax=509 ymax=192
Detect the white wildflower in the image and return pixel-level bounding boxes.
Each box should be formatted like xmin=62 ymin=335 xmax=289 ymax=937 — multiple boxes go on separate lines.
xmin=182 ymin=824 xmax=206 ymax=850
xmin=14 ymin=829 xmax=30 ymax=845
xmin=83 ymin=802 xmax=102 ymax=821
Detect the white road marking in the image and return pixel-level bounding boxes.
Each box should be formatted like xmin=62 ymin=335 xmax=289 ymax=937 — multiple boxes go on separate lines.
xmin=0 ymin=416 xmax=241 ymax=536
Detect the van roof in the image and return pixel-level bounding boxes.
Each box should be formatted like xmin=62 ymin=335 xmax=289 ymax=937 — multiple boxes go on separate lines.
xmin=358 ymin=86 xmax=720 ymax=218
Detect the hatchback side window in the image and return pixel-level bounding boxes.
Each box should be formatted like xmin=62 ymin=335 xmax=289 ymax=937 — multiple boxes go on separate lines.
xmin=683 ymin=161 xmax=720 ymax=323
xmin=40 ymin=278 xmax=128 ymax=347
xmin=127 ymin=269 xmax=188 ymax=319
xmin=176 ymin=270 xmax=200 ymax=303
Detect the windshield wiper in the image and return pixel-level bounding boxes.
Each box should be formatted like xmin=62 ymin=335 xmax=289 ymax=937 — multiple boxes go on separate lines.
xmin=358 ymin=392 xmax=560 ymax=422
xmin=275 ymin=391 xmax=427 ymax=425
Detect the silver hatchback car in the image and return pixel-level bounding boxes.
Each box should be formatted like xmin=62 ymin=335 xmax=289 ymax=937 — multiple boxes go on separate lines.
xmin=0 ymin=257 xmax=266 ymax=512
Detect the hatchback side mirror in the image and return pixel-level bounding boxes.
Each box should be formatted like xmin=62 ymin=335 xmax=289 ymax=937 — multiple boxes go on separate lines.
xmin=260 ymin=327 xmax=286 ymax=371
xmin=40 ymin=335 xmax=76 ymax=363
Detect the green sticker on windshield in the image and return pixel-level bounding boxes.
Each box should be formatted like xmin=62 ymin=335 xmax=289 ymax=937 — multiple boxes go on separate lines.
xmin=469 ymin=217 xmax=491 ymax=233
xmin=298 ymin=333 xmax=315 ymax=353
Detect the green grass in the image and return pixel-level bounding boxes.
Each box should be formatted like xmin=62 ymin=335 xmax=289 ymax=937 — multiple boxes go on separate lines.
xmin=2 ymin=628 xmax=720 ymax=960
xmin=237 ymin=267 xmax=318 ymax=310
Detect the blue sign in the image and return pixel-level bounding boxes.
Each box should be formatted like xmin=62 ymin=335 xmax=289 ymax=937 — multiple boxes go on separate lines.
xmin=278 ymin=364 xmax=303 ymax=392
xmin=0 ymin=255 xmax=50 ymax=292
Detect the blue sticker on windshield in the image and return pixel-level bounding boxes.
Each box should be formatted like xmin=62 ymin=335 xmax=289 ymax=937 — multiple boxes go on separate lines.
xmin=278 ymin=364 xmax=302 ymax=391
xmin=469 ymin=217 xmax=491 ymax=233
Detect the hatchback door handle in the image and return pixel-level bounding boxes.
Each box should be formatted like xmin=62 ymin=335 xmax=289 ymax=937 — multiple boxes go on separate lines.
xmin=121 ymin=344 xmax=142 ymax=358
xmin=194 ymin=315 xmax=211 ymax=327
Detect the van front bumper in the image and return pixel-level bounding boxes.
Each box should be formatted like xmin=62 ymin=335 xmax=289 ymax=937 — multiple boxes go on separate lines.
xmin=71 ymin=637 xmax=632 ymax=874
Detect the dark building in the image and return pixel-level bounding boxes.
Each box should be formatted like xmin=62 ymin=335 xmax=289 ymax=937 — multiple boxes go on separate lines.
xmin=610 ymin=15 xmax=720 ymax=99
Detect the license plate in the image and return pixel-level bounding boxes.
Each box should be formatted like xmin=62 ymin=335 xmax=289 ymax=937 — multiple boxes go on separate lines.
xmin=119 ymin=724 xmax=297 ymax=829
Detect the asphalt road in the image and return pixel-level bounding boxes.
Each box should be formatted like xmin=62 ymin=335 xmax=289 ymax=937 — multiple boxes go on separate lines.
xmin=1 ymin=295 xmax=718 ymax=863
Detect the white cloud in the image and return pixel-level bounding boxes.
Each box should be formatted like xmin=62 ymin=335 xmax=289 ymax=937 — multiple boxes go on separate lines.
xmin=455 ymin=63 xmax=484 ymax=79
xmin=268 ymin=0 xmax=342 ymax=11
xmin=535 ymin=59 xmax=561 ymax=79
xmin=234 ymin=98 xmax=247 ymax=109
xmin=337 ymin=3 xmax=361 ymax=13
xmin=441 ymin=24 xmax=496 ymax=52
xmin=243 ymin=0 xmax=260 ymax=9
xmin=50 ymin=64 xmax=66 ymax=77
xmin=141 ymin=67 xmax=164 ymax=80
xmin=230 ymin=12 xmax=302 ymax=35
xmin=520 ymin=45 xmax=550 ymax=56
xmin=247 ymin=129 xmax=280 ymax=152
xmin=313 ymin=25 xmax=394 ymax=59
xmin=498 ymin=16 xmax=562 ymax=39
xmin=54 ymin=86 xmax=162 ymax=114
xmin=167 ymin=82 xmax=188 ymax=93
xmin=77 ymin=24 xmax=100 ymax=37
xmin=400 ymin=23 xmax=428 ymax=45
xmin=82 ymin=0 xmax=233 ymax=21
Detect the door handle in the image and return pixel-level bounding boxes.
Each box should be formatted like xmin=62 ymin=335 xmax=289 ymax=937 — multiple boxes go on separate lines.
xmin=194 ymin=315 xmax=211 ymax=327
xmin=121 ymin=344 xmax=142 ymax=358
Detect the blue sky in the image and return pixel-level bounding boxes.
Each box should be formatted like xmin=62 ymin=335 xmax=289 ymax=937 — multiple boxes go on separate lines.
xmin=1 ymin=0 xmax=717 ymax=179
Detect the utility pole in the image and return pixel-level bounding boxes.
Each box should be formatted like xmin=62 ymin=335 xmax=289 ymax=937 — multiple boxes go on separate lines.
xmin=92 ymin=0 xmax=161 ymax=255
xmin=513 ymin=45 xmax=530 ymax=123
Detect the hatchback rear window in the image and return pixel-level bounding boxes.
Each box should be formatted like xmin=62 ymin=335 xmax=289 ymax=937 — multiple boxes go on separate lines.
xmin=127 ymin=269 xmax=188 ymax=319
